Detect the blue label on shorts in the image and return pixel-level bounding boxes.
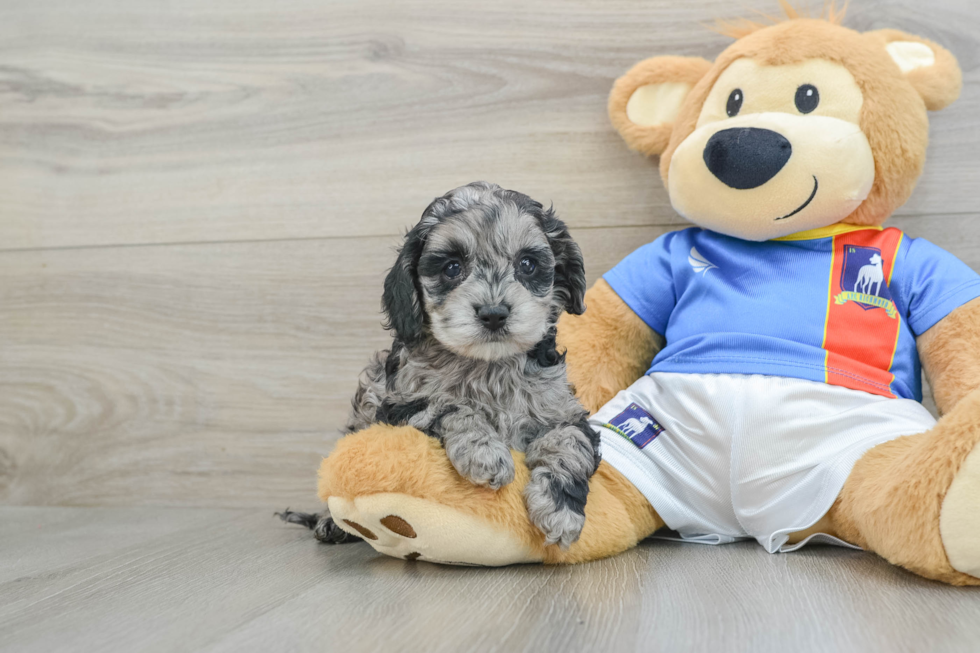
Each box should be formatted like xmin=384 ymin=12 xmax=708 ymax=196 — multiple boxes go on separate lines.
xmin=601 ymin=403 xmax=664 ymax=449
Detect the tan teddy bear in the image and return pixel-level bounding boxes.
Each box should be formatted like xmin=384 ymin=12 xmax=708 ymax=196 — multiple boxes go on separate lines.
xmin=318 ymin=8 xmax=980 ymax=585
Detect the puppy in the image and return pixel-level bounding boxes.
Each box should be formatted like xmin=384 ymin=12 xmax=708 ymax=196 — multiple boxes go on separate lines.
xmin=285 ymin=182 xmax=600 ymax=549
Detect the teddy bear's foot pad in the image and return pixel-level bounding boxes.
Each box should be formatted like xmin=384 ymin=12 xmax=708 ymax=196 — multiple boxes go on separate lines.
xmin=941 ymin=440 xmax=980 ymax=578
xmin=327 ymin=492 xmax=543 ymax=566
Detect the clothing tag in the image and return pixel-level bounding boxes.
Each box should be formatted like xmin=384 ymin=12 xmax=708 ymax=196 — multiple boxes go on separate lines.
xmin=601 ymin=403 xmax=665 ymax=449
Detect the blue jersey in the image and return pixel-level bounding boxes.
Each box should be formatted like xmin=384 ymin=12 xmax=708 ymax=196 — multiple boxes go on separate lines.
xmin=603 ymin=225 xmax=980 ymax=400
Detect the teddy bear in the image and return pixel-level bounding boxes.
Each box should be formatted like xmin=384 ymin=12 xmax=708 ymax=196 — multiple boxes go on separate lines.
xmin=316 ymin=8 xmax=980 ymax=585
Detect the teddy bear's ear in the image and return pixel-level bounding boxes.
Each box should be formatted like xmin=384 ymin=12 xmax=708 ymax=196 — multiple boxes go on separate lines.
xmin=609 ymin=56 xmax=713 ymax=156
xmin=869 ymin=29 xmax=962 ymax=111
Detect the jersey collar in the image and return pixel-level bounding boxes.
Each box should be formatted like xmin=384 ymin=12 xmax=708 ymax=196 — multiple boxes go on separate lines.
xmin=772 ymin=223 xmax=884 ymax=242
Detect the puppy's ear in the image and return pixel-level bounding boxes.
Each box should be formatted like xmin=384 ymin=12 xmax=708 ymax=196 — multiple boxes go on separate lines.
xmin=540 ymin=208 xmax=587 ymax=316
xmin=382 ymin=221 xmax=428 ymax=344
xmin=382 ymin=185 xmax=479 ymax=342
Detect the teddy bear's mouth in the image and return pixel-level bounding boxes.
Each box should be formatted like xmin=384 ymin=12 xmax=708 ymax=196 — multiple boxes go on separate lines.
xmin=774 ymin=176 xmax=819 ymax=221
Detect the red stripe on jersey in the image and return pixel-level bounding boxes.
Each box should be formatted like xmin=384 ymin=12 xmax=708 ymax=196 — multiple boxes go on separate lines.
xmin=821 ymin=228 xmax=904 ymax=398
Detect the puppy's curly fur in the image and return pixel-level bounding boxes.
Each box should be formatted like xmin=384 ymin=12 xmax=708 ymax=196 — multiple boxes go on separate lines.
xmin=284 ymin=182 xmax=600 ymax=549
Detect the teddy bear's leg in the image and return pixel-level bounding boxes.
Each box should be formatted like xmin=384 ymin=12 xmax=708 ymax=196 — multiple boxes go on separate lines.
xmin=319 ymin=423 xmax=662 ymax=565
xmin=827 ymin=387 xmax=980 ymax=585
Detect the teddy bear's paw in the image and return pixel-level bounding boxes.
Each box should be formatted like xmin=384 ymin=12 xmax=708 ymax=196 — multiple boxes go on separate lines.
xmin=940 ymin=439 xmax=980 ymax=579
xmin=523 ymin=468 xmax=587 ymax=550
xmin=326 ymin=493 xmax=543 ymax=566
xmin=445 ymin=438 xmax=516 ymax=490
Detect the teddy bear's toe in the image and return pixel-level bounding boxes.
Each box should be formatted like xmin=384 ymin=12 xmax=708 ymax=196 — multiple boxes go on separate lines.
xmin=327 ymin=493 xmax=543 ymax=566
xmin=940 ymin=439 xmax=980 ymax=578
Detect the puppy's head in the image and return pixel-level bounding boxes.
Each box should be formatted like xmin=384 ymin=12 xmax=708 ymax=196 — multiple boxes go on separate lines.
xmin=382 ymin=181 xmax=586 ymax=360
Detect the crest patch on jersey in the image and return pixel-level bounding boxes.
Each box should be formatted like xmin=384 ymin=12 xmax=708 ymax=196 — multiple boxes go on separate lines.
xmin=823 ymin=228 xmax=905 ymax=399
xmin=834 ymin=245 xmax=898 ymax=318
xmin=601 ymin=403 xmax=664 ymax=449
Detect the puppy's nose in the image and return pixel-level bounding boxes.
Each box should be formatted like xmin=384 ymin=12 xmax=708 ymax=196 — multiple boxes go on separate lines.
xmin=476 ymin=304 xmax=509 ymax=331
xmin=703 ymin=127 xmax=792 ymax=189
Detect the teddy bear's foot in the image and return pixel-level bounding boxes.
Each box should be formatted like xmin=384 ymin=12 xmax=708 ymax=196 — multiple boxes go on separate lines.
xmin=328 ymin=493 xmax=543 ymax=565
xmin=831 ymin=388 xmax=980 ymax=586
xmin=941 ymin=438 xmax=980 ymax=578
xmin=318 ymin=424 xmax=664 ymax=566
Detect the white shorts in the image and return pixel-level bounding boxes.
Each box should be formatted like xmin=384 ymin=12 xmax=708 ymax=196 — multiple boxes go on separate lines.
xmin=592 ymin=373 xmax=937 ymax=553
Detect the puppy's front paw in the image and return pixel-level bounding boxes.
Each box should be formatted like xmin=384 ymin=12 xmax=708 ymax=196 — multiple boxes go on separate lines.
xmin=523 ymin=468 xmax=587 ymax=549
xmin=446 ymin=438 xmax=515 ymax=490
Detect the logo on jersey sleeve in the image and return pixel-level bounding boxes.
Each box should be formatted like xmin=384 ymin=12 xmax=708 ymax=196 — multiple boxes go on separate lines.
xmin=601 ymin=403 xmax=664 ymax=449
xmin=688 ymin=247 xmax=718 ymax=275
xmin=833 ymin=245 xmax=898 ymax=318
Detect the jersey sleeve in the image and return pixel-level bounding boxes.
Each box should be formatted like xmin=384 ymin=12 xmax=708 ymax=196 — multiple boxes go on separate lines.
xmin=900 ymin=237 xmax=980 ymax=337
xmin=601 ymin=231 xmax=678 ymax=336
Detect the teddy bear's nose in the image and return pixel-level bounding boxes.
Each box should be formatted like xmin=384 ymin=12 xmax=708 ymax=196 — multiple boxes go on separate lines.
xmin=703 ymin=127 xmax=792 ymax=190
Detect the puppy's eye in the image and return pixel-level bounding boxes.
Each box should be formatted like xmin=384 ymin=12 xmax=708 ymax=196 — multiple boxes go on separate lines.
xmin=519 ymin=257 xmax=536 ymax=275
xmin=795 ymin=84 xmax=819 ymax=114
xmin=443 ymin=260 xmax=462 ymax=279
xmin=726 ymin=89 xmax=743 ymax=117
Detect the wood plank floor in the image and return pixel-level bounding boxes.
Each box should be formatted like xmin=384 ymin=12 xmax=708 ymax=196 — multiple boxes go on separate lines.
xmin=2 ymin=506 xmax=980 ymax=653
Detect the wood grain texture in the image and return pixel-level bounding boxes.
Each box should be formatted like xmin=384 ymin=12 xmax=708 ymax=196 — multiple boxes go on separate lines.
xmin=0 ymin=226 xmax=666 ymax=507
xmin=0 ymin=0 xmax=977 ymax=512
xmin=2 ymin=507 xmax=980 ymax=653
xmin=0 ymin=0 xmax=977 ymax=251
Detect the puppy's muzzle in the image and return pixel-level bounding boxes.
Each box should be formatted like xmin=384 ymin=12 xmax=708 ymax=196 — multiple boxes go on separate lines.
xmin=476 ymin=304 xmax=510 ymax=332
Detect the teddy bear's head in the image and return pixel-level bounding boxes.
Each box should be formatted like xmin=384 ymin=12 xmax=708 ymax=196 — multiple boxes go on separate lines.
xmin=609 ymin=8 xmax=961 ymax=241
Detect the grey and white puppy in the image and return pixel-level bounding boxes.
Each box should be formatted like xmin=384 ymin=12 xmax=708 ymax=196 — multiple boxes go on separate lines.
xmin=283 ymin=182 xmax=600 ymax=548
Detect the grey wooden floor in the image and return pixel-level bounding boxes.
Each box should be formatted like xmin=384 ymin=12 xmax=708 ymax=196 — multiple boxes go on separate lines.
xmin=4 ymin=507 xmax=980 ymax=653
xmin=1 ymin=0 xmax=979 ymax=651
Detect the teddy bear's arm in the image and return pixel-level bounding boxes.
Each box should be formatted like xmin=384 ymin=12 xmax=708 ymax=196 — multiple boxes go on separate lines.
xmin=917 ymin=297 xmax=980 ymax=414
xmin=556 ymin=279 xmax=663 ymax=414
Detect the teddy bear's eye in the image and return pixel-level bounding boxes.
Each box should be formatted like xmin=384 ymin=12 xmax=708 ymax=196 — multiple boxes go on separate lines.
xmin=795 ymin=84 xmax=820 ymax=114
xmin=726 ymin=89 xmax=743 ymax=117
